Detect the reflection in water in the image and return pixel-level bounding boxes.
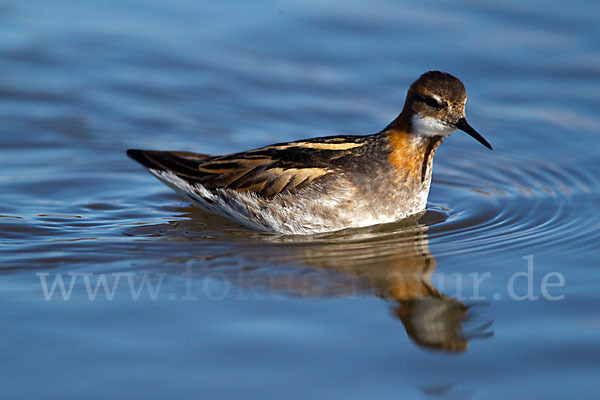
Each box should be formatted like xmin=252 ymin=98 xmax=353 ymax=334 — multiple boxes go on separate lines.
xmin=163 ymin=210 xmax=493 ymax=353
xmin=271 ymin=223 xmax=487 ymax=353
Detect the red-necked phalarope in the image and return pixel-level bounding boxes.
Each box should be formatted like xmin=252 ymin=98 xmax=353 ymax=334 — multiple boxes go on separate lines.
xmin=128 ymin=71 xmax=492 ymax=234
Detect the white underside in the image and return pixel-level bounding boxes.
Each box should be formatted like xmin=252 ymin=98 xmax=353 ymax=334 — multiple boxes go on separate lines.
xmin=149 ymin=169 xmax=427 ymax=235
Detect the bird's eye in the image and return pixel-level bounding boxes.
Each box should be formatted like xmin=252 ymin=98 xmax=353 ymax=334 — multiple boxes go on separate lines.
xmin=424 ymin=96 xmax=442 ymax=108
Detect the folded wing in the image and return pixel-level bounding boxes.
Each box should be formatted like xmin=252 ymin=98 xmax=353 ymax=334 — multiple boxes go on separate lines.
xmin=127 ymin=135 xmax=370 ymax=198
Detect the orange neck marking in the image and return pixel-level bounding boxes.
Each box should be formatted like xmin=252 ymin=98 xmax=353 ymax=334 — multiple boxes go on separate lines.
xmin=386 ymin=130 xmax=440 ymax=180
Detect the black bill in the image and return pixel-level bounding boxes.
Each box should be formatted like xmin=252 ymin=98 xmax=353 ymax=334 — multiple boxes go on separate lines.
xmin=455 ymin=118 xmax=492 ymax=150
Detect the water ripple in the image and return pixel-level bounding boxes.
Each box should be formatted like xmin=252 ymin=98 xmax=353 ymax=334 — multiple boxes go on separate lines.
xmin=428 ymin=154 xmax=599 ymax=257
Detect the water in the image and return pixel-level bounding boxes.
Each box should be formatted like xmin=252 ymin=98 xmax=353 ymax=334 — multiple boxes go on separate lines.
xmin=1 ymin=0 xmax=599 ymax=398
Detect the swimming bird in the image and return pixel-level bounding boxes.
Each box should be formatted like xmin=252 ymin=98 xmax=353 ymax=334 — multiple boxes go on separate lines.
xmin=127 ymin=71 xmax=491 ymax=234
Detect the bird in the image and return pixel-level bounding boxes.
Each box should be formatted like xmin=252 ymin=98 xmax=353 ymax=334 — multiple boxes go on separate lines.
xmin=127 ymin=71 xmax=491 ymax=234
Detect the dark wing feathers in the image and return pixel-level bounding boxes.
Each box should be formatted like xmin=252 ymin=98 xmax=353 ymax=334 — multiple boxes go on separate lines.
xmin=127 ymin=135 xmax=373 ymax=198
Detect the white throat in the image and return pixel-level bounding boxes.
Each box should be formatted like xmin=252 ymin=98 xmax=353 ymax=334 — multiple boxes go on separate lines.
xmin=411 ymin=114 xmax=456 ymax=137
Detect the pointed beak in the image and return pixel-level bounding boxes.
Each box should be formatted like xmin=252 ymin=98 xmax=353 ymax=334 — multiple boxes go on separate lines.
xmin=455 ymin=118 xmax=492 ymax=150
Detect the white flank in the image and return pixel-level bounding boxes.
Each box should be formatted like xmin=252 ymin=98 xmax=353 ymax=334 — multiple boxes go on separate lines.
xmin=149 ymin=169 xmax=270 ymax=231
xmin=147 ymin=168 xmax=427 ymax=235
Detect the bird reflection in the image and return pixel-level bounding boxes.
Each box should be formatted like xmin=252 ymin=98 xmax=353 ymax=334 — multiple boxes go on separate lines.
xmin=233 ymin=216 xmax=491 ymax=353
xmin=148 ymin=208 xmax=492 ymax=353
xmin=285 ymin=225 xmax=470 ymax=352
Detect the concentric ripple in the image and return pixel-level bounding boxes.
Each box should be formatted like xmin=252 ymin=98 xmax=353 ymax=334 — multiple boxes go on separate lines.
xmin=427 ymin=152 xmax=600 ymax=258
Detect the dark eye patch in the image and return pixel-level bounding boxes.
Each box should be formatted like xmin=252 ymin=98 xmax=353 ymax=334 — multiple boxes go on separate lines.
xmin=423 ymin=96 xmax=442 ymax=108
